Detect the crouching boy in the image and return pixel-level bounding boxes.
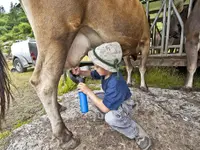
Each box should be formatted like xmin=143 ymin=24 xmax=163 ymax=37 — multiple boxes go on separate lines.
xmin=72 ymin=42 xmax=152 ymax=150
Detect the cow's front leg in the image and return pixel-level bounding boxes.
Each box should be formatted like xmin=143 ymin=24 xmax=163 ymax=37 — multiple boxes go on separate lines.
xmin=123 ymin=56 xmax=134 ymax=87
xmin=184 ymin=39 xmax=198 ymax=90
xmin=30 ymin=40 xmax=80 ymax=149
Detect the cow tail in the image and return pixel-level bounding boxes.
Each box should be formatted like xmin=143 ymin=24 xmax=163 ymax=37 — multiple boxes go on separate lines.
xmin=0 ymin=51 xmax=13 ymax=128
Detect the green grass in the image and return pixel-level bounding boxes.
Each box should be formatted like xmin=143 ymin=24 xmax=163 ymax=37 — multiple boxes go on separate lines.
xmin=13 ymin=120 xmax=31 ymax=130
xmin=58 ymin=75 xmax=77 ymax=96
xmin=80 ymin=67 xmax=200 ymax=90
xmin=58 ymin=75 xmax=101 ymax=96
xmin=142 ymin=67 xmax=184 ymax=88
xmin=80 ymin=67 xmax=189 ymax=89
xmin=0 ymin=131 xmax=11 ymax=140
xmin=88 ymin=85 xmax=101 ymax=91
xmin=82 ymin=67 xmax=198 ymax=90
xmin=132 ymin=67 xmax=185 ymax=88
xmin=85 ymin=78 xmax=101 ymax=85
xmin=0 ymin=120 xmax=32 ymax=140
xmin=129 ymin=67 xmax=200 ymax=89
xmin=193 ymin=71 xmax=200 ymax=88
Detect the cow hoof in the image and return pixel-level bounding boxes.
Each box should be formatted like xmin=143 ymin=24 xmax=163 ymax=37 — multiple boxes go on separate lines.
xmin=58 ymin=103 xmax=67 ymax=112
xmin=181 ymin=87 xmax=193 ymax=92
xmin=59 ymin=137 xmax=80 ymax=150
xmin=140 ymin=86 xmax=148 ymax=92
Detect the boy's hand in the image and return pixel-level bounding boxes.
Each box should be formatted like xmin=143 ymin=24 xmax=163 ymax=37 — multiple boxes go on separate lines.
xmin=78 ymin=82 xmax=92 ymax=95
xmin=72 ymin=67 xmax=81 ymax=75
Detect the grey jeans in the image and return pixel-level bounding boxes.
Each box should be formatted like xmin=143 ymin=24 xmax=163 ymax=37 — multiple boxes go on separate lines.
xmin=95 ymin=92 xmax=138 ymax=139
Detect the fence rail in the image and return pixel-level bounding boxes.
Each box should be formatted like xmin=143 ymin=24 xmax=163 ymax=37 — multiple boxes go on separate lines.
xmin=134 ymin=0 xmax=199 ymax=67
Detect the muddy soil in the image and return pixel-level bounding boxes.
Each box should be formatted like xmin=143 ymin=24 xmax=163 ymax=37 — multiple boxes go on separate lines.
xmin=2 ymin=80 xmax=200 ymax=150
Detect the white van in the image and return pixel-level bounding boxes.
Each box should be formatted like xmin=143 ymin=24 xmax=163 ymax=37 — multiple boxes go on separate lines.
xmin=11 ymin=39 xmax=38 ymax=72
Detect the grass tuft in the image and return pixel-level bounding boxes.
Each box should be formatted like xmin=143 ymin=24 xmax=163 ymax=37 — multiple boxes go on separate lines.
xmin=0 ymin=131 xmax=11 ymax=140
xmin=13 ymin=120 xmax=31 ymax=129
xmin=58 ymin=75 xmax=77 ymax=96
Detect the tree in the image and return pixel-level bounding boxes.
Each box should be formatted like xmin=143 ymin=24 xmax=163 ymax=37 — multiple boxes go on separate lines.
xmin=18 ymin=23 xmax=32 ymax=34
xmin=10 ymin=2 xmax=14 ymax=12
xmin=0 ymin=6 xmax=5 ymax=14
xmin=0 ymin=2 xmax=34 ymax=53
xmin=0 ymin=26 xmax=8 ymax=35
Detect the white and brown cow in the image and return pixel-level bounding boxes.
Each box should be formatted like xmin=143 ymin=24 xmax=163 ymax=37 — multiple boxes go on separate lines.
xmin=169 ymin=0 xmax=200 ymax=89
xmin=184 ymin=0 xmax=200 ymax=89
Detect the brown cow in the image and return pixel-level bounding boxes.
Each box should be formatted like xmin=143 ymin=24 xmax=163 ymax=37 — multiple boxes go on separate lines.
xmin=19 ymin=0 xmax=150 ymax=148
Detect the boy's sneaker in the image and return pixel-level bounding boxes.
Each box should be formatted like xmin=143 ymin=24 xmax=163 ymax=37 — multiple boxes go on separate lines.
xmin=135 ymin=123 xmax=152 ymax=150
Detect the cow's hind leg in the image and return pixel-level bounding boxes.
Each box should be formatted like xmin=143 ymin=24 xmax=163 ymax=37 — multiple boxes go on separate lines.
xmin=138 ymin=40 xmax=149 ymax=91
xmin=30 ymin=38 xmax=80 ymax=149
xmin=123 ymin=56 xmax=134 ymax=87
xmin=184 ymin=36 xmax=199 ymax=90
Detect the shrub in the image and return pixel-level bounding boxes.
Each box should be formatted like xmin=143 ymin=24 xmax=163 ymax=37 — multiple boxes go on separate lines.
xmin=11 ymin=26 xmax=20 ymax=33
xmin=0 ymin=19 xmax=6 ymax=26
xmin=0 ymin=26 xmax=8 ymax=35
xmin=0 ymin=33 xmax=14 ymax=42
xmin=18 ymin=23 xmax=32 ymax=35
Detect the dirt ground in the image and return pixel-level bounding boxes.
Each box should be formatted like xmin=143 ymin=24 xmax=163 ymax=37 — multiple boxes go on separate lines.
xmin=0 ymin=69 xmax=44 ymax=149
xmin=1 ymin=69 xmax=200 ymax=150
xmin=3 ymin=70 xmax=44 ymax=129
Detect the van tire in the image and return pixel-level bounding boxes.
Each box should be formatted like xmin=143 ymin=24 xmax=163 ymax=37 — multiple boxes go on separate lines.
xmin=13 ymin=58 xmax=27 ymax=73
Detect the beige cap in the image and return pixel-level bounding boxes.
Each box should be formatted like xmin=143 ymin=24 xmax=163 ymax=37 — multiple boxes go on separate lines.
xmin=88 ymin=42 xmax=122 ymax=72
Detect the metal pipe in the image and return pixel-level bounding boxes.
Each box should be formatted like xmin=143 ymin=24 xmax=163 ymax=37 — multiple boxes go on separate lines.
xmin=188 ymin=0 xmax=193 ymax=18
xmin=152 ymin=25 xmax=156 ymax=53
xmin=172 ymin=2 xmax=184 ymax=54
xmin=161 ymin=0 xmax=167 ymax=55
xmin=168 ymin=45 xmax=182 ymax=48
xmin=164 ymin=0 xmax=173 ymax=54
xmin=146 ymin=0 xmax=149 ymax=18
xmin=150 ymin=0 xmax=166 ymax=31
xmin=151 ymin=44 xmax=181 ymax=49
xmin=149 ymin=53 xmax=186 ymax=57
